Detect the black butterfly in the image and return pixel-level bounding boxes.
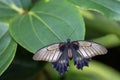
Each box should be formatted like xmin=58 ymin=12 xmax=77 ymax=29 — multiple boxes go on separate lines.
xmin=33 ymin=39 xmax=107 ymax=74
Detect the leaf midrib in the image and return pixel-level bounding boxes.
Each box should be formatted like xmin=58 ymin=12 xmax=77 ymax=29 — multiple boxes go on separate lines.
xmin=34 ymin=11 xmax=73 ymax=29
xmin=31 ymin=13 xmax=63 ymax=41
xmin=29 ymin=15 xmax=45 ymax=45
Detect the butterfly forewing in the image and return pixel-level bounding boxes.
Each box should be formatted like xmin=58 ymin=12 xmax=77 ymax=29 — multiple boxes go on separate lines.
xmin=33 ymin=44 xmax=62 ymax=62
xmin=78 ymin=41 xmax=107 ymax=58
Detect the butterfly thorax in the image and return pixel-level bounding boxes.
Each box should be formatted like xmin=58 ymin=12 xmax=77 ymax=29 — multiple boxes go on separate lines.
xmin=59 ymin=39 xmax=79 ymax=59
xmin=67 ymin=39 xmax=72 ymax=59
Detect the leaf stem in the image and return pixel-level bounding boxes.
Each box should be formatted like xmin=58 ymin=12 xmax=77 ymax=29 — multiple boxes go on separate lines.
xmin=11 ymin=4 xmax=24 ymax=14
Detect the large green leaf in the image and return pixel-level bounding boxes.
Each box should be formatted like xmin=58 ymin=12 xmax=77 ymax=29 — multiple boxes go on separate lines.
xmin=9 ymin=0 xmax=85 ymax=53
xmin=0 ymin=0 xmax=31 ymax=22
xmin=0 ymin=23 xmax=17 ymax=76
xmin=69 ymin=0 xmax=120 ymax=20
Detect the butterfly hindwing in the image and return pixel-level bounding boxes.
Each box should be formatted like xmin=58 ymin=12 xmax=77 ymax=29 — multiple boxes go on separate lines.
xmin=71 ymin=47 xmax=90 ymax=69
xmin=52 ymin=44 xmax=69 ymax=74
xmin=33 ymin=44 xmax=62 ymax=62
xmin=71 ymin=41 xmax=107 ymax=69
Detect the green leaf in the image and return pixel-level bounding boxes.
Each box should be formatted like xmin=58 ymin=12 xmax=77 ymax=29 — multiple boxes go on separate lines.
xmin=0 ymin=0 xmax=31 ymax=22
xmin=9 ymin=0 xmax=85 ymax=53
xmin=92 ymin=34 xmax=120 ymax=48
xmin=80 ymin=10 xmax=120 ymax=48
xmin=69 ymin=0 xmax=120 ymax=20
xmin=0 ymin=23 xmax=17 ymax=76
xmin=44 ymin=61 xmax=120 ymax=80
xmin=65 ymin=61 xmax=120 ymax=80
xmin=0 ymin=46 xmax=45 ymax=80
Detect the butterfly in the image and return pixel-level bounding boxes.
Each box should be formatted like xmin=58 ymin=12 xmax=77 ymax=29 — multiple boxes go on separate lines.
xmin=33 ymin=39 xmax=107 ymax=74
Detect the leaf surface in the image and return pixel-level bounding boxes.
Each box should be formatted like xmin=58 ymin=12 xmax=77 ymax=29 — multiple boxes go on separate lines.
xmin=69 ymin=0 xmax=120 ymax=20
xmin=9 ymin=0 xmax=85 ymax=53
xmin=0 ymin=23 xmax=17 ymax=76
xmin=0 ymin=0 xmax=31 ymax=22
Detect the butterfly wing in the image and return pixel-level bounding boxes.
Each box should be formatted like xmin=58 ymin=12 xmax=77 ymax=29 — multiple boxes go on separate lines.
xmin=33 ymin=44 xmax=62 ymax=62
xmin=52 ymin=47 xmax=69 ymax=74
xmin=71 ymin=41 xmax=107 ymax=69
xmin=52 ymin=43 xmax=70 ymax=74
xmin=77 ymin=41 xmax=107 ymax=58
xmin=71 ymin=47 xmax=90 ymax=69
xmin=33 ymin=43 xmax=69 ymax=74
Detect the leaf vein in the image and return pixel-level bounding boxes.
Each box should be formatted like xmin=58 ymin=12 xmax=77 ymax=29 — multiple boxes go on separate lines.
xmin=32 ymin=13 xmax=63 ymax=41
xmin=29 ymin=15 xmax=45 ymax=45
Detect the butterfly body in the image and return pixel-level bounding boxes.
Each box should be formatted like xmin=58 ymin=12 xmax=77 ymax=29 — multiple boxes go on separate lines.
xmin=33 ymin=39 xmax=107 ymax=74
xmin=59 ymin=39 xmax=73 ymax=59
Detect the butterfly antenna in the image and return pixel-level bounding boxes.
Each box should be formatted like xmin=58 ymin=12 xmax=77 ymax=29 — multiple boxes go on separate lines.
xmin=68 ymin=26 xmax=78 ymax=39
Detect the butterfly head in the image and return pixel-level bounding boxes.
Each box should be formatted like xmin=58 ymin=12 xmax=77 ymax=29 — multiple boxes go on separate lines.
xmin=67 ymin=39 xmax=71 ymax=43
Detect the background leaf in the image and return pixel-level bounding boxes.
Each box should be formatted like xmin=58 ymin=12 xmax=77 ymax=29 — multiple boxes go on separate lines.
xmin=0 ymin=23 xmax=17 ymax=76
xmin=0 ymin=0 xmax=31 ymax=22
xmin=9 ymin=0 xmax=85 ymax=53
xmin=79 ymin=10 xmax=120 ymax=48
xmin=0 ymin=45 xmax=45 ymax=80
xmin=65 ymin=61 xmax=120 ymax=80
xmin=69 ymin=0 xmax=120 ymax=20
